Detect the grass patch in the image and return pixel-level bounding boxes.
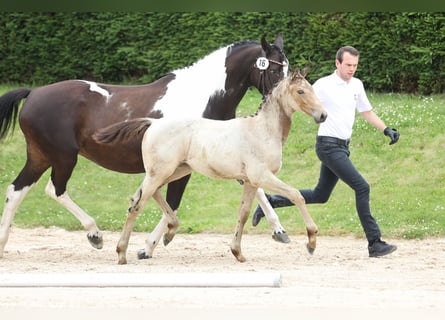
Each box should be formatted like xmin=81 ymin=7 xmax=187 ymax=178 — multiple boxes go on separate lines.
xmin=1 ymin=87 xmax=444 ymax=240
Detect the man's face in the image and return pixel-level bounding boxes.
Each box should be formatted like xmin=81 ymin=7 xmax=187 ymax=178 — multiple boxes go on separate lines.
xmin=335 ymin=52 xmax=359 ymax=82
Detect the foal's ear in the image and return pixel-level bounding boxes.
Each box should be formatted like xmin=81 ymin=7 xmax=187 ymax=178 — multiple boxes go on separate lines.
xmin=291 ymin=66 xmax=310 ymax=80
xmin=291 ymin=67 xmax=303 ymax=80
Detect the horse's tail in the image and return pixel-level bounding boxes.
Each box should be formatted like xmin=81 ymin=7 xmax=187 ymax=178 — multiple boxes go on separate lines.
xmin=0 ymin=88 xmax=32 ymax=140
xmin=93 ymin=118 xmax=153 ymax=145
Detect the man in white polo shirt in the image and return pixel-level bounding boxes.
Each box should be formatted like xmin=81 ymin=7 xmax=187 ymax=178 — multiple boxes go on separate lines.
xmin=252 ymin=46 xmax=400 ymax=257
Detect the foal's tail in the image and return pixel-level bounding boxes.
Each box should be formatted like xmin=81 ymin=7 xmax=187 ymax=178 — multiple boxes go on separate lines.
xmin=0 ymin=88 xmax=32 ymax=140
xmin=93 ymin=118 xmax=153 ymax=145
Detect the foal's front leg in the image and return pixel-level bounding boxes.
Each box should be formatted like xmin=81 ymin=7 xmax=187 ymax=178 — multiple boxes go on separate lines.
xmin=260 ymin=173 xmax=318 ymax=254
xmin=231 ymin=183 xmax=257 ymax=262
xmin=256 ymin=188 xmax=290 ymax=243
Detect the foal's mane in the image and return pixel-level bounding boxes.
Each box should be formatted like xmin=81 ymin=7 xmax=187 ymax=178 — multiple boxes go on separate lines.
xmin=247 ymin=75 xmax=291 ymax=118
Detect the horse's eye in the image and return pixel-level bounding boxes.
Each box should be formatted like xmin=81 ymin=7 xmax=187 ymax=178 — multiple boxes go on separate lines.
xmin=297 ymin=89 xmax=304 ymax=94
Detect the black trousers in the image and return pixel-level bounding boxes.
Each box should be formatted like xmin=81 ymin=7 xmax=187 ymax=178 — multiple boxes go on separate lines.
xmin=265 ymin=136 xmax=382 ymax=243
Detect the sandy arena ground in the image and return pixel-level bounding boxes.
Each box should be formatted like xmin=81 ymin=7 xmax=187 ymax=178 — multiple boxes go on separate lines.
xmin=0 ymin=227 xmax=444 ymax=319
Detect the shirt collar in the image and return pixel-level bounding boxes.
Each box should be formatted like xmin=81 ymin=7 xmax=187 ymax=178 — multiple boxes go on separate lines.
xmin=332 ymin=71 xmax=348 ymax=85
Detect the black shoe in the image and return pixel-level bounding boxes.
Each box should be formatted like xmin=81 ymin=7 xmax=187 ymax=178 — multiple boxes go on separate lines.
xmin=251 ymin=205 xmax=265 ymax=227
xmin=368 ymin=239 xmax=397 ymax=257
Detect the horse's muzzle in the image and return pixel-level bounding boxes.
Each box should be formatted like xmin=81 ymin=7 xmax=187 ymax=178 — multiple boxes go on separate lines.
xmin=313 ymin=111 xmax=328 ymax=124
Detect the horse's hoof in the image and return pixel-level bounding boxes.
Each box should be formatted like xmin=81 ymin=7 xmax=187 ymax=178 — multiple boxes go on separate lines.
xmin=137 ymin=249 xmax=152 ymax=260
xmin=87 ymin=232 xmax=103 ymax=249
xmin=163 ymin=234 xmax=172 ymax=246
xmin=306 ymin=243 xmax=316 ymax=255
xmin=272 ymin=232 xmax=290 ymax=243
xmin=231 ymin=249 xmax=247 ymax=263
xmin=118 ymin=258 xmax=127 ymax=265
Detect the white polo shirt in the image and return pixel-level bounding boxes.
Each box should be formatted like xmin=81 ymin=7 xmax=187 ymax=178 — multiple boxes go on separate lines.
xmin=313 ymin=71 xmax=373 ymax=140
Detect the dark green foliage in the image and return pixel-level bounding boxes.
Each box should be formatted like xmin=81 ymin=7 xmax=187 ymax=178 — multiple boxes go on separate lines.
xmin=0 ymin=12 xmax=443 ymax=93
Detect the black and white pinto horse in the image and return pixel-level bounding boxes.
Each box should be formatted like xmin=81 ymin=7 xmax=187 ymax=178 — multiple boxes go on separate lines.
xmin=94 ymin=68 xmax=328 ymax=263
xmin=0 ymin=34 xmax=289 ymax=257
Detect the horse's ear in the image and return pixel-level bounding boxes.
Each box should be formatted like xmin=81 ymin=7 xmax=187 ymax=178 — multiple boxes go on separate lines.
xmin=261 ymin=35 xmax=271 ymax=54
xmin=291 ymin=66 xmax=309 ymax=80
xmin=273 ymin=32 xmax=284 ymax=51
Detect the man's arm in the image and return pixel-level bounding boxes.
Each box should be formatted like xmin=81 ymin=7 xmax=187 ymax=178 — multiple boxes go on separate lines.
xmin=361 ymin=110 xmax=399 ymax=145
xmin=360 ymin=110 xmax=386 ymax=131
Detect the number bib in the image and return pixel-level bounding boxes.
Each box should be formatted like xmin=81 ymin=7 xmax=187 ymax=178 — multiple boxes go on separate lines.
xmin=255 ymin=57 xmax=269 ymax=70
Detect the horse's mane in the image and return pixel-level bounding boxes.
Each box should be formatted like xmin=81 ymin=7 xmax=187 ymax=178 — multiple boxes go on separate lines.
xmin=227 ymin=40 xmax=260 ymax=56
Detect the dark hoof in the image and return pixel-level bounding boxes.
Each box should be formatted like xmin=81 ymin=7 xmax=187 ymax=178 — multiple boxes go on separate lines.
xmin=137 ymin=249 xmax=152 ymax=260
xmin=272 ymin=232 xmax=290 ymax=243
xmin=87 ymin=232 xmax=103 ymax=249
xmin=163 ymin=234 xmax=172 ymax=246
xmin=306 ymin=243 xmax=316 ymax=255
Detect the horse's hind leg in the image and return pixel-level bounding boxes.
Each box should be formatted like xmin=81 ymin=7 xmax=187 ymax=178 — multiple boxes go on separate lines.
xmin=231 ymin=183 xmax=257 ymax=262
xmin=0 ymin=184 xmax=33 ymax=257
xmin=137 ymin=188 xmax=179 ymax=260
xmin=45 ymin=178 xmax=102 ymax=249
xmin=46 ymin=157 xmax=103 ymax=249
xmin=256 ymin=188 xmax=290 ymax=243
xmin=0 ymin=156 xmax=49 ymax=257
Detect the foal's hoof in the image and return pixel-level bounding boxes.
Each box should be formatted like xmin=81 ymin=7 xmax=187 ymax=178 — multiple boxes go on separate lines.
xmin=272 ymin=231 xmax=290 ymax=243
xmin=163 ymin=234 xmax=173 ymax=246
xmin=137 ymin=249 xmax=152 ymax=260
xmin=306 ymin=243 xmax=316 ymax=255
xmin=87 ymin=232 xmax=103 ymax=249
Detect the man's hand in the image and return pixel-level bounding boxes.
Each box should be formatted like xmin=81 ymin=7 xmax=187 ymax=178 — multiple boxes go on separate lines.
xmin=384 ymin=127 xmax=400 ymax=145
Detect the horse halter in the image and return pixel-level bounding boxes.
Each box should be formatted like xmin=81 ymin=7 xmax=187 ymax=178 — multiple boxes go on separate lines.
xmin=254 ymin=54 xmax=289 ymax=97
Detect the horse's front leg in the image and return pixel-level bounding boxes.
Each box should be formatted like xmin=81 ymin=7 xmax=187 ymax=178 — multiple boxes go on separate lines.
xmin=117 ymin=177 xmax=154 ymax=264
xmin=231 ymin=183 xmax=257 ymax=262
xmin=138 ymin=188 xmax=179 ymax=260
xmin=255 ymin=188 xmax=290 ymax=243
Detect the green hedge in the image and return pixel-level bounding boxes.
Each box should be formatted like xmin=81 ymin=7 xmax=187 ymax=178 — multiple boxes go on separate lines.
xmin=0 ymin=12 xmax=443 ymax=94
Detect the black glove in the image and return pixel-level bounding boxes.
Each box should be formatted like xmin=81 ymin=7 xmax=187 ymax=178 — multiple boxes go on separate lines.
xmin=384 ymin=127 xmax=400 ymax=145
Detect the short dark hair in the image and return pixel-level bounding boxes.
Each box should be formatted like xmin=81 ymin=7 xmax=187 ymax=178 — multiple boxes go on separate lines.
xmin=336 ymin=46 xmax=359 ymax=63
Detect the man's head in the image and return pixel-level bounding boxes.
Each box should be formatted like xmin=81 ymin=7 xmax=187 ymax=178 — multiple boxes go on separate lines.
xmin=335 ymin=46 xmax=359 ymax=82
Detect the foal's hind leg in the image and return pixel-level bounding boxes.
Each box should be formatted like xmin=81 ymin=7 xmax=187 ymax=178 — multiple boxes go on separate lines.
xmin=137 ymin=189 xmax=179 ymax=260
xmin=138 ymin=165 xmax=192 ymax=260
xmin=231 ymin=183 xmax=257 ymax=262
xmin=117 ymin=175 xmax=163 ymax=264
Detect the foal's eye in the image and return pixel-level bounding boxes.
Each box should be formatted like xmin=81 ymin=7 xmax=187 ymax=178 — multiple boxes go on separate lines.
xmin=297 ymin=89 xmax=304 ymax=94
